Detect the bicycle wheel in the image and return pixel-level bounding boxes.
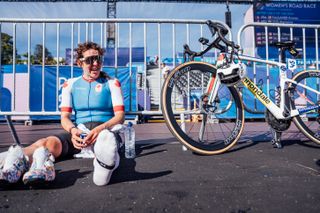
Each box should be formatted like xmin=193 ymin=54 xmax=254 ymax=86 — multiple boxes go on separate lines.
xmin=290 ymin=70 xmax=320 ymax=145
xmin=161 ymin=61 xmax=244 ymax=155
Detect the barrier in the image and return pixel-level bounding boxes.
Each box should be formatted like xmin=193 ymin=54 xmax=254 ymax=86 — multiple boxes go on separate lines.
xmin=0 ymin=18 xmax=230 ymax=144
xmin=0 ymin=18 xmax=231 ymax=116
xmin=3 ymin=18 xmax=319 ymax=144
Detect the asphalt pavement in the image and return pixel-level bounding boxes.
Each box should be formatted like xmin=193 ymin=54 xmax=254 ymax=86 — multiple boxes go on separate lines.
xmin=0 ymin=122 xmax=319 ymax=213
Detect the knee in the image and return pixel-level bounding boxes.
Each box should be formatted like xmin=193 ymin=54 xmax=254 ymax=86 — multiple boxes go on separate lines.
xmin=33 ymin=138 xmax=48 ymax=148
xmin=33 ymin=136 xmax=61 ymax=153
xmin=94 ymin=130 xmax=117 ymax=154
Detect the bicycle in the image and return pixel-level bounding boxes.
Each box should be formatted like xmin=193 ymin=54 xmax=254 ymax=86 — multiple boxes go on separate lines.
xmin=161 ymin=20 xmax=320 ymax=155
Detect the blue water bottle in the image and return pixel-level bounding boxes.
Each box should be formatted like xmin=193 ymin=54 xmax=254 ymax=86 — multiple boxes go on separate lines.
xmin=124 ymin=122 xmax=136 ymax=159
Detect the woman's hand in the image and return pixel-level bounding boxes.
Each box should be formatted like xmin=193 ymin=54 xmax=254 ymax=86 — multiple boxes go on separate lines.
xmin=83 ymin=125 xmax=105 ymax=146
xmin=70 ymin=127 xmax=87 ymax=149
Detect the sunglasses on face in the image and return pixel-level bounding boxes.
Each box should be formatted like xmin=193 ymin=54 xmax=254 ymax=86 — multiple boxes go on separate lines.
xmin=80 ymin=55 xmax=103 ymax=65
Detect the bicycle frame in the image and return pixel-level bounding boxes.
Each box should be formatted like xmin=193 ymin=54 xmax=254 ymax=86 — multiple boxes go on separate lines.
xmin=208 ymin=53 xmax=320 ymax=120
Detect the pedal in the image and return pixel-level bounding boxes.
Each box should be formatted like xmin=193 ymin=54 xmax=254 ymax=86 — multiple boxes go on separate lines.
xmin=271 ymin=139 xmax=282 ymax=149
xmin=270 ymin=128 xmax=283 ymax=149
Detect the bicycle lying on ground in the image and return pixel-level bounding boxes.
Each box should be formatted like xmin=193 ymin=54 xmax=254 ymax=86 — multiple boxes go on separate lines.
xmin=161 ymin=20 xmax=320 ymax=155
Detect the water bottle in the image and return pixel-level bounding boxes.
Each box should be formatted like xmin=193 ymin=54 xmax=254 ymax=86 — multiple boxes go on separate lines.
xmin=124 ymin=122 xmax=136 ymax=159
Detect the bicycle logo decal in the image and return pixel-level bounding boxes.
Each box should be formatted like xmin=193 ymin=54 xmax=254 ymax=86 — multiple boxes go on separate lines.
xmin=242 ymin=77 xmax=271 ymax=105
xmin=288 ymin=59 xmax=297 ymax=71
xmin=224 ymin=120 xmax=243 ymax=145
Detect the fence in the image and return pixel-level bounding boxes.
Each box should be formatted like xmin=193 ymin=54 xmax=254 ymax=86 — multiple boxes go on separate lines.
xmin=0 ymin=18 xmax=230 ymax=144
xmin=0 ymin=18 xmax=231 ymax=117
xmin=2 ymin=19 xmax=320 ymax=118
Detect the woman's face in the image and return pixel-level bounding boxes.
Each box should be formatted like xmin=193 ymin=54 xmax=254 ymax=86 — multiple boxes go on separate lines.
xmin=80 ymin=49 xmax=102 ymax=80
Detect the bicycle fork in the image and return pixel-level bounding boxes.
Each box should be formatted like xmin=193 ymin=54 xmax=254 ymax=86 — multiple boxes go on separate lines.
xmin=198 ymin=74 xmax=221 ymax=142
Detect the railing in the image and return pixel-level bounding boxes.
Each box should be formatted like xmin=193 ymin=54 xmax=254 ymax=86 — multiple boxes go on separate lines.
xmin=0 ymin=18 xmax=231 ymax=144
xmin=3 ymin=18 xmax=320 ymax=143
xmin=237 ymin=22 xmax=320 ymax=114
xmin=0 ymin=18 xmax=231 ymax=117
xmin=2 ymin=19 xmax=320 ymax=120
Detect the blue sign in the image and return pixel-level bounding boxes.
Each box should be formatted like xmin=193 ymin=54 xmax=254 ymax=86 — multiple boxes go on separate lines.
xmin=254 ymin=2 xmax=320 ymax=58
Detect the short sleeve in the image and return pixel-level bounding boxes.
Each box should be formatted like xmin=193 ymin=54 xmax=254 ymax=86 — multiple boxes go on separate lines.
xmin=108 ymin=78 xmax=125 ymax=112
xmin=59 ymin=78 xmax=76 ymax=113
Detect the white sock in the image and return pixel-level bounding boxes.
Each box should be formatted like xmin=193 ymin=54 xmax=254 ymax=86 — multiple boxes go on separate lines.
xmin=32 ymin=147 xmax=47 ymax=170
xmin=3 ymin=145 xmax=24 ymax=171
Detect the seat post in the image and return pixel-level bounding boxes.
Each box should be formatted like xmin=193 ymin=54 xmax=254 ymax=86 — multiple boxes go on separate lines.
xmin=279 ymin=47 xmax=287 ymax=64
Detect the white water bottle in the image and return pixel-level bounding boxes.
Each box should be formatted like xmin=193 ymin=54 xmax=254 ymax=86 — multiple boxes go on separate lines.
xmin=124 ymin=122 xmax=136 ymax=159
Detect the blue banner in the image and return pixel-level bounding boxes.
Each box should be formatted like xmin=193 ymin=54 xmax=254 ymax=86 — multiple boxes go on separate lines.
xmin=1 ymin=65 xmax=136 ymax=120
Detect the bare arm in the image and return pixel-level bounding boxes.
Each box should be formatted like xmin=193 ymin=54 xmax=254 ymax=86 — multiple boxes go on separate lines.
xmin=60 ymin=111 xmax=86 ymax=149
xmin=61 ymin=111 xmax=76 ymax=133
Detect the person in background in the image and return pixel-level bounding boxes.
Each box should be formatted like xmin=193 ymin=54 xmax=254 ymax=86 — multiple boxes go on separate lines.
xmin=161 ymin=62 xmax=171 ymax=79
xmin=0 ymin=42 xmax=125 ymax=186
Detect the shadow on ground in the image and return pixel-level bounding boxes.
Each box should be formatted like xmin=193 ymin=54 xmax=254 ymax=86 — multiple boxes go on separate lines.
xmin=110 ymin=142 xmax=172 ymax=185
xmin=0 ymin=142 xmax=172 ymax=191
xmin=0 ymin=168 xmax=91 ymax=191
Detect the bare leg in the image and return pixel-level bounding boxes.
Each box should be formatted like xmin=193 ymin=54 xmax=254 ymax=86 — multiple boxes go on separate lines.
xmin=23 ymin=136 xmax=62 ymax=162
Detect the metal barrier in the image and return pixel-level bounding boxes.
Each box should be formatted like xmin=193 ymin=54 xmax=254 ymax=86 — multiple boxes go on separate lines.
xmin=0 ymin=18 xmax=231 ymax=144
xmin=0 ymin=18 xmax=231 ymax=116
xmin=1 ymin=18 xmax=320 ymax=144
xmin=237 ymin=22 xmax=320 ymax=114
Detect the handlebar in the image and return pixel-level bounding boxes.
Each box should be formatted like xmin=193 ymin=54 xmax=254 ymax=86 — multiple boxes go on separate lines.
xmin=183 ymin=20 xmax=239 ymax=62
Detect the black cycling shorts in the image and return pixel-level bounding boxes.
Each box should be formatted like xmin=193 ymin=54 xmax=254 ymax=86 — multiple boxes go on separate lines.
xmin=54 ymin=122 xmax=103 ymax=160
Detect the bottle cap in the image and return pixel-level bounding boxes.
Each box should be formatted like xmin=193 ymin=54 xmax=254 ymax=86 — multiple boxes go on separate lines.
xmin=127 ymin=122 xmax=133 ymax=127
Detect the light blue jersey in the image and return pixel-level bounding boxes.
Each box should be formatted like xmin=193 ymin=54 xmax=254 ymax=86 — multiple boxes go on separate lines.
xmin=60 ymin=76 xmax=124 ymax=125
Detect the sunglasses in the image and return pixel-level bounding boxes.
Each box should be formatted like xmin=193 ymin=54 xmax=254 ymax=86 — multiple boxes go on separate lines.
xmin=80 ymin=55 xmax=103 ymax=65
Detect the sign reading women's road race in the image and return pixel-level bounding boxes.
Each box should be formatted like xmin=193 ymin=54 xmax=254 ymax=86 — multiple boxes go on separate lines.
xmin=253 ymin=2 xmax=320 ymax=48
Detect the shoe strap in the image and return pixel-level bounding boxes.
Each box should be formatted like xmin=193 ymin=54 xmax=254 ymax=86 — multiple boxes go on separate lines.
xmin=96 ymin=158 xmax=115 ymax=170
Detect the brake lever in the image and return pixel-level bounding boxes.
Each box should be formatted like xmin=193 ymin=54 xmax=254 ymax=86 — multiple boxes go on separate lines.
xmin=206 ymin=20 xmax=216 ymax=37
xmin=199 ymin=37 xmax=209 ymax=45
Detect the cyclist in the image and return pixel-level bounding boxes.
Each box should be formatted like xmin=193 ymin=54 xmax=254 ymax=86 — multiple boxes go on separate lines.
xmin=0 ymin=42 xmax=125 ymax=186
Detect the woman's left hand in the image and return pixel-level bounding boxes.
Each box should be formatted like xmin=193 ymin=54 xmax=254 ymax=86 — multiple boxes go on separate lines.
xmin=83 ymin=125 xmax=104 ymax=146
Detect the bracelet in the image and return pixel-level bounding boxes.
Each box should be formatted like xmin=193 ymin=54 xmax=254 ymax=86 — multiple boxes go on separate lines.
xmin=69 ymin=126 xmax=77 ymax=133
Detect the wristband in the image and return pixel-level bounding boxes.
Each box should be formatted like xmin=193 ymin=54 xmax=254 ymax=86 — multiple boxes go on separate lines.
xmin=69 ymin=126 xmax=77 ymax=133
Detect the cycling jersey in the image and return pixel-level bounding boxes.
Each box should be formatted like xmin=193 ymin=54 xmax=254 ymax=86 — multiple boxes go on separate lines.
xmin=60 ymin=76 xmax=124 ymax=125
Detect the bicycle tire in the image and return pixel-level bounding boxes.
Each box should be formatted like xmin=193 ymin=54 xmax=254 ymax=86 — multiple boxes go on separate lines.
xmin=290 ymin=70 xmax=320 ymax=145
xmin=161 ymin=61 xmax=244 ymax=155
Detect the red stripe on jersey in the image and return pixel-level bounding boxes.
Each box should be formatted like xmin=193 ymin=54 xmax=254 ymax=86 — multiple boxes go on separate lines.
xmin=60 ymin=107 xmax=72 ymax=113
xmin=113 ymin=105 xmax=124 ymax=112
xmin=63 ymin=81 xmax=68 ymax=88
xmin=114 ymin=79 xmax=121 ymax=87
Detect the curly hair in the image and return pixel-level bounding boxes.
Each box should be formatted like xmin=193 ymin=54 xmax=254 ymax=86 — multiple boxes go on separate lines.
xmin=76 ymin=42 xmax=109 ymax=79
xmin=76 ymin=42 xmax=104 ymax=62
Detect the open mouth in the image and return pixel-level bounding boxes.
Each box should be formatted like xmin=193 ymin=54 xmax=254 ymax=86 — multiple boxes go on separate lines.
xmin=90 ymin=66 xmax=99 ymax=71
